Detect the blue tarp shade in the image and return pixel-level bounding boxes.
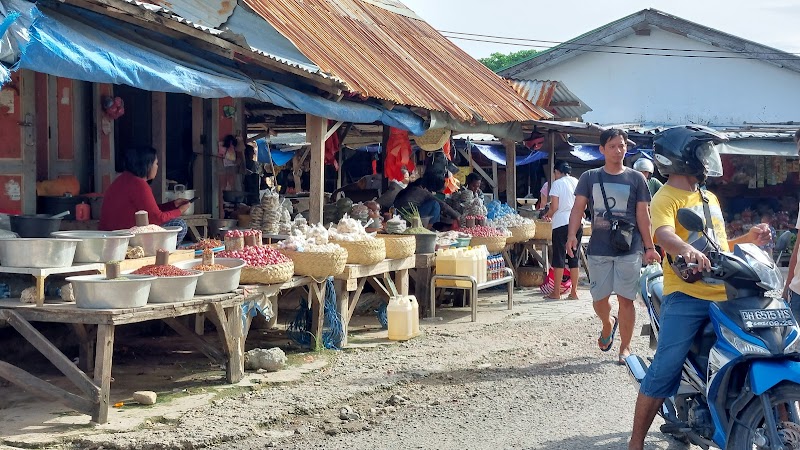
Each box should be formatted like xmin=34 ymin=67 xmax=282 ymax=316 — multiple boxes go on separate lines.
xmin=569 ymin=144 xmax=641 ymax=162
xmin=256 ymin=138 xmax=295 ymax=166
xmin=3 ymin=1 xmax=425 ymax=134
xmin=472 ymin=143 xmax=547 ymax=166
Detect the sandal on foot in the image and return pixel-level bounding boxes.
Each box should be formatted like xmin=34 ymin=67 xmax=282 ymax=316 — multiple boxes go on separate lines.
xmin=598 ymin=316 xmax=618 ymax=352
xmin=618 ymin=351 xmax=631 ymax=365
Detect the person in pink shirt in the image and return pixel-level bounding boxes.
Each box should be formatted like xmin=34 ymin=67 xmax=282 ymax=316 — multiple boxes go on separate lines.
xmin=99 ymin=147 xmax=191 ymax=242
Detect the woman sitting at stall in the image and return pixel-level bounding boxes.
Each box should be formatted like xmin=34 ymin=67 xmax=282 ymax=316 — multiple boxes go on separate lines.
xmin=394 ymin=174 xmax=460 ymax=227
xmin=99 ymin=147 xmax=190 ymax=242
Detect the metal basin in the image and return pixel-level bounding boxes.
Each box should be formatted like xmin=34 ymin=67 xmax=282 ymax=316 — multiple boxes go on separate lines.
xmin=146 ymin=270 xmax=203 ymax=303
xmin=173 ymin=258 xmax=245 ymax=295
xmin=126 ymin=226 xmax=182 ymax=256
xmin=208 ymin=219 xmax=237 ymax=238
xmin=0 ymin=238 xmax=80 ymax=268
xmin=51 ymin=231 xmax=133 ymax=263
xmin=66 ymin=274 xmax=155 ymax=309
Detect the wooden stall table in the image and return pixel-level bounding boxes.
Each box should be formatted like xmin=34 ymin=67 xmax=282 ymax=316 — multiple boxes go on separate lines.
xmin=60 ymin=214 xmax=211 ymax=242
xmin=0 ymin=264 xmax=103 ymax=307
xmin=333 ymin=257 xmax=415 ymax=347
xmin=503 ymin=239 xmax=551 ymax=283
xmin=0 ymin=292 xmax=245 ymax=424
xmin=410 ymin=253 xmax=435 ymax=317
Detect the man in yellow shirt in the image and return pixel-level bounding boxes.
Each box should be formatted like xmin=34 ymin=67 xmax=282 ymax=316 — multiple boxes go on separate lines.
xmin=628 ymin=126 xmax=771 ymax=450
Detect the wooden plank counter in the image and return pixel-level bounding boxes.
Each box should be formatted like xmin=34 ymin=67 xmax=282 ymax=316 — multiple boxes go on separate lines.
xmin=0 ymin=291 xmax=244 ymax=424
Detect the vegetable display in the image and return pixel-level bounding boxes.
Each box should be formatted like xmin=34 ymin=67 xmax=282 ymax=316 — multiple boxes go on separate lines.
xmin=185 ymin=238 xmax=223 ymax=250
xmin=217 ymin=245 xmax=290 ymax=267
xmin=461 ymin=226 xmax=507 ymax=237
xmin=133 ymin=264 xmax=194 ymax=277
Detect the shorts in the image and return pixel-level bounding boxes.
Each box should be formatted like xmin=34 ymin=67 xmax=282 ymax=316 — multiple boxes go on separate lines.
xmin=640 ymin=291 xmax=710 ymax=398
xmin=789 ymin=290 xmax=800 ymax=320
xmin=551 ymin=225 xmax=582 ymax=269
xmin=587 ymin=252 xmax=642 ymax=301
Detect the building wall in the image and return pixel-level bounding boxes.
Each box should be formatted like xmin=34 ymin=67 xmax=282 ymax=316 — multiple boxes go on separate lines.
xmin=524 ymin=28 xmax=800 ymax=125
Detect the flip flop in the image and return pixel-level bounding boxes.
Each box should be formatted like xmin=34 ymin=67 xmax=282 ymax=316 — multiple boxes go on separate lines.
xmin=598 ymin=316 xmax=618 ymax=352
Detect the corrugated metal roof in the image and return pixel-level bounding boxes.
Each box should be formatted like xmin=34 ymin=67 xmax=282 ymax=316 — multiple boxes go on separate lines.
xmin=241 ymin=0 xmax=546 ymax=124
xmin=509 ymin=79 xmax=592 ymax=120
xmin=126 ymin=0 xmax=335 ymax=80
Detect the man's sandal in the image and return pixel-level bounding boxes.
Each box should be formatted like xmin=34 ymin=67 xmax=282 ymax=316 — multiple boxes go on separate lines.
xmin=598 ymin=316 xmax=618 ymax=352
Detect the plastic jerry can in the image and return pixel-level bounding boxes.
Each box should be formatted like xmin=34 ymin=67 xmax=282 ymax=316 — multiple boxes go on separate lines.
xmin=75 ymin=202 xmax=91 ymax=221
xmin=408 ymin=295 xmax=420 ymax=337
xmin=387 ymin=295 xmax=414 ymax=340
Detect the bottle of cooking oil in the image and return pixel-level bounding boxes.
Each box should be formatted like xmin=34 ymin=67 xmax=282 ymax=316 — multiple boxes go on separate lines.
xmin=387 ymin=295 xmax=414 ymax=340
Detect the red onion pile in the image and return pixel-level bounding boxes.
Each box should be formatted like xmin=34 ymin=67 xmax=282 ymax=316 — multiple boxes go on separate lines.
xmin=461 ymin=226 xmax=505 ymax=237
xmin=217 ymin=246 xmax=290 ymax=267
xmin=225 ymin=229 xmax=244 ymax=238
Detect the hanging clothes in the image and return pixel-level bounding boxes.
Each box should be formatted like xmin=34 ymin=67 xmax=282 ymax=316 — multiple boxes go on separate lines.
xmin=385 ymin=127 xmax=415 ymax=181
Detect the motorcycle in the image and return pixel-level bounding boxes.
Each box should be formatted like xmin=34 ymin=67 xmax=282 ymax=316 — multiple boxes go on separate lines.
xmin=625 ymin=208 xmax=800 ymax=449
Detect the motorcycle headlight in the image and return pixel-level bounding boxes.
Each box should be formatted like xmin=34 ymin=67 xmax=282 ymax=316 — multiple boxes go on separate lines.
xmin=740 ymin=243 xmax=784 ymax=292
xmin=720 ymin=325 xmax=770 ymax=355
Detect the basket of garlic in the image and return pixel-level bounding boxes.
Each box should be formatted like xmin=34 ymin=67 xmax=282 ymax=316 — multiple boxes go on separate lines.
xmin=328 ymin=215 xmax=386 ymax=265
xmin=490 ymin=214 xmax=537 ymax=244
xmin=277 ymin=225 xmax=348 ymax=278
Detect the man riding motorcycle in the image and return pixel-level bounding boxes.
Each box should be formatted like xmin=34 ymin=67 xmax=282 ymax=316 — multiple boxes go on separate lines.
xmin=628 ymin=125 xmax=772 ymax=450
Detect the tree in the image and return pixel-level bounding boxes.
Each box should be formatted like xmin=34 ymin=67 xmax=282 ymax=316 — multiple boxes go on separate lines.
xmin=479 ymin=49 xmax=539 ymax=72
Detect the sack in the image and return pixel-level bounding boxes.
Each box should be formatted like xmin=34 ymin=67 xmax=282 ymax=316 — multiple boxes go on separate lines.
xmin=610 ymin=218 xmax=636 ymax=253
xmin=540 ymin=267 xmax=572 ymax=296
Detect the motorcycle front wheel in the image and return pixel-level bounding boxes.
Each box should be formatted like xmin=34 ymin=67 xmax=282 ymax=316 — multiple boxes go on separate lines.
xmin=730 ymin=383 xmax=800 ymax=449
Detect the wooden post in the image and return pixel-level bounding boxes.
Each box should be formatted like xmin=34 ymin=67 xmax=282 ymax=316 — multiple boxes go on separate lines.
xmin=548 ymin=131 xmax=556 ymax=190
xmin=306 ymin=114 xmax=326 ymax=224
xmin=335 ymin=279 xmax=349 ymax=347
xmin=492 ymin=161 xmax=499 ymax=201
xmin=151 ymin=92 xmax=167 ymax=203
xmin=191 ymin=97 xmax=205 ymax=214
xmin=93 ymin=324 xmax=115 ymax=424
xmin=503 ymin=139 xmax=517 ymax=209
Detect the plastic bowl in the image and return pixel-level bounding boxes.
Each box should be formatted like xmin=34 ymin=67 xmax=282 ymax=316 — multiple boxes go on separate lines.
xmin=146 ymin=270 xmax=203 ymax=303
xmin=67 ymin=274 xmax=155 ymax=309
xmin=51 ymin=230 xmax=133 ymax=263
xmin=126 ymin=226 xmax=182 ymax=256
xmin=173 ymin=258 xmax=245 ymax=295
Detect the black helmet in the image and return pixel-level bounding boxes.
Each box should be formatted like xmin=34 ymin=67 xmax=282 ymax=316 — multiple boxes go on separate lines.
xmin=652 ymin=125 xmax=726 ymax=179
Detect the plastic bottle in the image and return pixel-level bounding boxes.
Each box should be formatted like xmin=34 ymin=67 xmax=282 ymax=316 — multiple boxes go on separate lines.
xmin=75 ymin=202 xmax=91 ymax=221
xmin=387 ymin=296 xmax=413 ymax=340
xmin=408 ymin=295 xmax=420 ymax=337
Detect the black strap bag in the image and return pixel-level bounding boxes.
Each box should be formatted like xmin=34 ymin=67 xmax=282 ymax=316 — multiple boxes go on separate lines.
xmin=598 ymin=172 xmax=636 ymax=254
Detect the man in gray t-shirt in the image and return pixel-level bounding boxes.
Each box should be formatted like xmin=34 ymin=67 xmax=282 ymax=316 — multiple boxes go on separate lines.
xmin=566 ymin=129 xmax=661 ymax=365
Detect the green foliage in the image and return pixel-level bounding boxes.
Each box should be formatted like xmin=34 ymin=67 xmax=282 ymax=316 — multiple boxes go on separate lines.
xmin=479 ymin=49 xmax=539 ymax=72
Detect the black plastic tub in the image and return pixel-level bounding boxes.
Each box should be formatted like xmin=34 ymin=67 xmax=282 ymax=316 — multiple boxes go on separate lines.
xmin=10 ymin=214 xmax=63 ymax=238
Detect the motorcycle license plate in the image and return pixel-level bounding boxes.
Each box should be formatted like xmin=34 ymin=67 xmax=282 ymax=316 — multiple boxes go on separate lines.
xmin=740 ymin=308 xmax=795 ymax=329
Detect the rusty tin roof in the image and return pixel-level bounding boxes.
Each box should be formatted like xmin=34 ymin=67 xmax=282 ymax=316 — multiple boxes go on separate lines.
xmin=241 ymin=0 xmax=546 ymax=124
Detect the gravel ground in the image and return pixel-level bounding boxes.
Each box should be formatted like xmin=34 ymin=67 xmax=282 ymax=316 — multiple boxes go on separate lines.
xmin=65 ymin=287 xmax=700 ymax=450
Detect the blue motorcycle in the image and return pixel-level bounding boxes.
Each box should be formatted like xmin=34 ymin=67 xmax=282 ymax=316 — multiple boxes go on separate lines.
xmin=625 ymin=208 xmax=800 ymax=449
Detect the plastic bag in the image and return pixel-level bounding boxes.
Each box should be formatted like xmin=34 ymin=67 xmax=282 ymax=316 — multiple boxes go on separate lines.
xmin=539 ymin=267 xmax=572 ymax=296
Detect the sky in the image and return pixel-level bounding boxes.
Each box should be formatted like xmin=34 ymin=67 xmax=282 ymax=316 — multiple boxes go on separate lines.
xmin=400 ymin=0 xmax=800 ymax=59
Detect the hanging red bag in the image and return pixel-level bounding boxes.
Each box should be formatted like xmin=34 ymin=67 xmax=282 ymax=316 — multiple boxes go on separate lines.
xmin=539 ymin=267 xmax=572 ymax=296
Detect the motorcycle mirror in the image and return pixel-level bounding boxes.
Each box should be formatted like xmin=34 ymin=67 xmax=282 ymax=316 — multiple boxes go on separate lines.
xmin=677 ymin=208 xmax=705 ymax=232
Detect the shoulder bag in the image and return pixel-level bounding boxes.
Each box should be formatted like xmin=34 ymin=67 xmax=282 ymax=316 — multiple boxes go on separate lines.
xmin=598 ymin=171 xmax=636 ymax=254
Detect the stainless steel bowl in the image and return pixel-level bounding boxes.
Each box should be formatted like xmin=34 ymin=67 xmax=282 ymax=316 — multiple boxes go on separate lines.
xmin=51 ymin=231 xmax=133 ymax=263
xmin=66 ymin=274 xmax=155 ymax=309
xmin=126 ymin=226 xmax=182 ymax=256
xmin=147 ymin=270 xmax=203 ymax=303
xmin=0 ymin=238 xmax=80 ymax=268
xmin=173 ymin=258 xmax=245 ymax=295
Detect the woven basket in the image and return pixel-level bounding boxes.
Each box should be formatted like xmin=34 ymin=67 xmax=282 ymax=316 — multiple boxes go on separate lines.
xmin=470 ymin=236 xmax=507 ymax=254
xmin=239 ymin=261 xmax=294 ymax=285
xmin=518 ymin=267 xmax=545 ymax=287
xmin=506 ymin=222 xmax=537 ymax=244
xmin=376 ymin=234 xmax=416 ymax=259
xmin=281 ymin=248 xmax=348 ymax=279
xmin=533 ymin=220 xmax=552 ymax=240
xmin=331 ymin=238 xmax=386 ymax=265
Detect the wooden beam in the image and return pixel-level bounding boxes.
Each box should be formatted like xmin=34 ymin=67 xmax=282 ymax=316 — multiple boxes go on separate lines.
xmin=456 ymin=147 xmax=496 ymax=188
xmin=548 ymin=132 xmax=556 ymax=192
xmin=502 ymin=139 xmax=517 ymax=209
xmin=93 ymin=324 xmax=115 ymax=423
xmin=324 ymin=121 xmax=343 ymax=141
xmin=0 ymin=361 xmax=95 ymax=415
xmin=492 ymin=161 xmax=499 ymax=200
xmin=151 ymin=91 xmax=167 ymax=203
xmin=162 ymin=317 xmax=225 ymax=364
xmin=306 ymin=114 xmax=326 ymax=224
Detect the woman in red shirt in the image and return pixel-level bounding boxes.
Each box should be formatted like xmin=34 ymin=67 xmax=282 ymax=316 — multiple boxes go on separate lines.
xmin=99 ymin=147 xmax=191 ymax=242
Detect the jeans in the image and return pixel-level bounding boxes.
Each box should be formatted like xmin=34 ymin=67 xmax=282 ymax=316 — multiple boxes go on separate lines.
xmin=162 ymin=218 xmax=188 ymax=244
xmin=640 ymin=291 xmax=711 ymax=398
xmin=418 ymin=199 xmax=441 ymax=224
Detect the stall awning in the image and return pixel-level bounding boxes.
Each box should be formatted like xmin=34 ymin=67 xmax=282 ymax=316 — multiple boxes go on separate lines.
xmin=472 ymin=143 xmax=547 ymax=166
xmin=718 ymin=140 xmax=797 ymax=157
xmin=0 ymin=0 xmax=425 ymax=134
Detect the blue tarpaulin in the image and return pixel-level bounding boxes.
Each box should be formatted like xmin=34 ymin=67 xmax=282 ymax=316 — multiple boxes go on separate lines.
xmin=255 ymin=139 xmax=295 ymax=166
xmin=472 ymin=143 xmax=547 ymax=166
xmin=1 ymin=1 xmax=425 ymax=134
xmin=570 ymin=144 xmax=642 ymax=162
